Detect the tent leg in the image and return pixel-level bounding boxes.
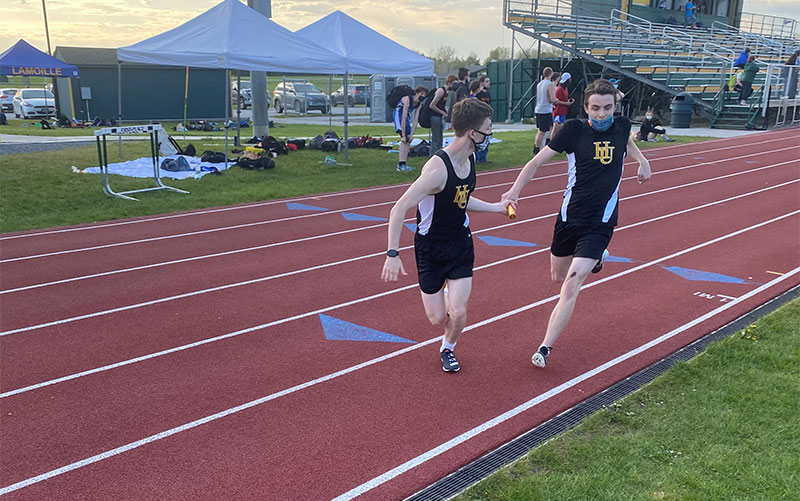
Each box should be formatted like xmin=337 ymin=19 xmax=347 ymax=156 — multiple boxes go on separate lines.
xmin=344 ymin=72 xmax=349 ymax=162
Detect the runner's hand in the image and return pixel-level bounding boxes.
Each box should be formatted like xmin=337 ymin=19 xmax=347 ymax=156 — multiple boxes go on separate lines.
xmin=381 ymin=256 xmax=407 ymax=282
xmin=638 ymin=160 xmax=652 ymax=184
xmin=501 ymin=189 xmax=519 ymax=207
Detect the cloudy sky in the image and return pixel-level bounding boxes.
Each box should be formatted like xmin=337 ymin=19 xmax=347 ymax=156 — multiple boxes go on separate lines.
xmin=1 ymin=0 xmax=796 ymax=61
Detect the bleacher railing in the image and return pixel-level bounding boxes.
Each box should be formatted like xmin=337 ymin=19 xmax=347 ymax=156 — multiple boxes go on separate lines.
xmin=740 ymin=12 xmax=799 ymax=41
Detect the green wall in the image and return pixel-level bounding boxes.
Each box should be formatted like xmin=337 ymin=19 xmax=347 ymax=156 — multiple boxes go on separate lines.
xmin=58 ymin=66 xmax=226 ymax=121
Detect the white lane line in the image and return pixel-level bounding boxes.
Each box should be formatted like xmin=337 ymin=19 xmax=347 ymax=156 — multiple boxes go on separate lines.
xmin=332 ymin=266 xmax=800 ymax=501
xmin=2 ymin=176 xmax=798 ymax=338
xmin=1 ymin=218 xmax=797 ymax=496
xmin=3 ymin=207 xmax=798 ymax=401
xmin=3 ymin=136 xmax=796 ymax=261
xmin=4 ymin=153 xmax=797 ymax=293
xmin=4 ymin=130 xmax=788 ymax=241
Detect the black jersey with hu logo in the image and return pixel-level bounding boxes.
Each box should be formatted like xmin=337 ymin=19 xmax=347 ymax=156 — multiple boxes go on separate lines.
xmin=547 ymin=116 xmax=631 ymax=225
xmin=416 ymin=150 xmax=476 ymax=239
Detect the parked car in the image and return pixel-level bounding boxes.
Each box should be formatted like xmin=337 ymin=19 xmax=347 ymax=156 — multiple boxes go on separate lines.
xmin=330 ymin=84 xmax=371 ymax=107
xmin=12 ymin=88 xmax=56 ymax=118
xmin=1 ymin=88 xmax=19 ymax=112
xmin=231 ymin=82 xmax=252 ymax=109
xmin=272 ymin=81 xmax=330 ymax=114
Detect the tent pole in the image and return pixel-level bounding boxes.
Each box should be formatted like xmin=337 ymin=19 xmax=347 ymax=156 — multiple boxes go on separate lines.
xmin=328 ymin=74 xmax=333 ymax=131
xmin=67 ymin=78 xmax=75 ymax=120
xmin=343 ymin=72 xmax=349 ymax=161
xmin=225 ymin=70 xmax=230 ymax=165
xmin=118 ymin=61 xmax=123 ymax=156
xmin=236 ymin=72 xmax=241 ymax=146
xmin=184 ymin=66 xmax=189 ymax=144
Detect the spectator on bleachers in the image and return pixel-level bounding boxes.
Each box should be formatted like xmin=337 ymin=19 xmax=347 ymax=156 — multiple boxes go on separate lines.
xmin=734 ymin=48 xmax=750 ymax=69
xmin=657 ymin=0 xmax=667 ymax=9
xmin=637 ymin=109 xmax=674 ymax=142
xmin=683 ymin=0 xmax=697 ymax=28
xmin=551 ymin=72 xmax=575 ymax=140
xmin=780 ymin=50 xmax=799 ymax=99
xmin=739 ymin=55 xmax=760 ymax=106
xmin=533 ymin=67 xmax=555 ymax=155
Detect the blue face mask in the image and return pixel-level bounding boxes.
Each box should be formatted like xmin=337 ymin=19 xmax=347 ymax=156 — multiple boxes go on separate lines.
xmin=589 ymin=115 xmax=614 ymax=131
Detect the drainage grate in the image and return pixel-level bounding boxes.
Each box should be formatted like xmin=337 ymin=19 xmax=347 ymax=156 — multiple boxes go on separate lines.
xmin=406 ymin=285 xmax=799 ymax=501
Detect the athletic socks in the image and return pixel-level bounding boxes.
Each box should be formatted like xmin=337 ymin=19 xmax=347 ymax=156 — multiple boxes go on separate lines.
xmin=440 ymin=339 xmax=456 ymax=352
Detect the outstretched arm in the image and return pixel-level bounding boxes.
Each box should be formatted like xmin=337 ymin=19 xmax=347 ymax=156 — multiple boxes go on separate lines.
xmin=502 ymin=146 xmax=559 ymax=205
xmin=466 ymin=196 xmax=509 ymax=214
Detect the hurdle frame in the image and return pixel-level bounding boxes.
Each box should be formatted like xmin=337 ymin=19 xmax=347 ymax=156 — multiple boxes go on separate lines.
xmin=94 ymin=124 xmax=189 ymax=201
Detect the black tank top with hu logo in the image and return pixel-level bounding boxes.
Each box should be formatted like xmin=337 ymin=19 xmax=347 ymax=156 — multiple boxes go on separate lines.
xmin=416 ymin=150 xmax=476 ymax=240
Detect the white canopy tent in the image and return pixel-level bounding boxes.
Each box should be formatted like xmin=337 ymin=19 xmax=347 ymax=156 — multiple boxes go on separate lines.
xmin=116 ymin=0 xmax=347 ymax=162
xmin=296 ymin=11 xmax=435 ymax=159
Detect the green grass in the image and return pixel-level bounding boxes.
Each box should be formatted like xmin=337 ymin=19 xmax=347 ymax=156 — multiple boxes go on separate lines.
xmin=0 ymin=117 xmax=396 ymax=139
xmin=456 ymin=299 xmax=800 ymax=501
xmin=0 ymin=133 xmax=710 ymax=233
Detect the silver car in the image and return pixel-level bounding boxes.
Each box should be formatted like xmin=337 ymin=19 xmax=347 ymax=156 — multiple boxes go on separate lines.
xmin=13 ymin=89 xmax=56 ymax=118
xmin=1 ymin=88 xmax=18 ymax=112
xmin=273 ymin=81 xmax=330 ymax=114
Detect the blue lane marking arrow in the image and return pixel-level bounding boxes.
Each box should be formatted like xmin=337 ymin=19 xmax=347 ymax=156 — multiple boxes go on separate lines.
xmin=661 ymin=266 xmax=750 ymax=284
xmin=694 ymin=156 xmax=705 ymax=160
xmin=476 ymin=235 xmax=537 ymax=247
xmin=319 ymin=315 xmax=414 ymax=343
xmin=342 ymin=212 xmax=388 ymax=222
xmin=287 ymin=202 xmax=327 ymax=211
xmin=405 ymin=223 xmax=418 ymax=233
xmin=745 ymin=160 xmax=759 ymax=164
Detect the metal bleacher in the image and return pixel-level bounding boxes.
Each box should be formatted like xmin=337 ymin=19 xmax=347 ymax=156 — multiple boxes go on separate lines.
xmin=503 ymin=0 xmax=800 ymax=128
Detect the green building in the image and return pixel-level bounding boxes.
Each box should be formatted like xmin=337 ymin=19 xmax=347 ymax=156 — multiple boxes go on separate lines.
xmin=53 ymin=47 xmax=227 ymax=122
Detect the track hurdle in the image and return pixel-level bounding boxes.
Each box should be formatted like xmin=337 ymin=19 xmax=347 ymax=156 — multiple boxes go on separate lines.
xmin=94 ymin=124 xmax=189 ymax=201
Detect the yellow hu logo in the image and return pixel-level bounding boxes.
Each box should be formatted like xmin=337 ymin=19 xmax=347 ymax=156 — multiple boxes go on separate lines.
xmin=453 ymin=184 xmax=470 ymax=209
xmin=593 ymin=141 xmax=615 ymax=165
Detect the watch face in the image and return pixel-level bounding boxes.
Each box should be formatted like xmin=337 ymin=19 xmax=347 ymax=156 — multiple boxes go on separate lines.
xmin=386 ymin=250 xmax=399 ymax=257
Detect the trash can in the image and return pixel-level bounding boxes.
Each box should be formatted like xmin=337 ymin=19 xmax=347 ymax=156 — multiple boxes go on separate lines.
xmin=671 ymin=92 xmax=694 ymax=128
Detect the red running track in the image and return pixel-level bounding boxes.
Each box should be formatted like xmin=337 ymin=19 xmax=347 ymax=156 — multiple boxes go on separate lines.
xmin=0 ymin=128 xmax=798 ymax=500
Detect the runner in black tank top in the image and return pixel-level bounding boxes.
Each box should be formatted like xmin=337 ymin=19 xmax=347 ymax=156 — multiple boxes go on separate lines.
xmin=502 ymin=80 xmax=652 ymax=370
xmin=381 ymin=99 xmax=511 ymax=372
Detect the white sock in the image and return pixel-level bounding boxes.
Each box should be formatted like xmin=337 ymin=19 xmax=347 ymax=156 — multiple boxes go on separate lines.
xmin=440 ymin=339 xmax=456 ymax=352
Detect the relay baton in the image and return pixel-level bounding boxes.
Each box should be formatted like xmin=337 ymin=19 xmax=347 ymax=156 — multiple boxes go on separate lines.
xmin=506 ymin=204 xmax=516 ymax=219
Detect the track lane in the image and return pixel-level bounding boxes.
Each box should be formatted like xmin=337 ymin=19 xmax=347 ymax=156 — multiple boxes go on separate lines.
xmin=1 ymin=191 xmax=797 ymax=492
xmin=2 ymin=214 xmax=797 ymax=499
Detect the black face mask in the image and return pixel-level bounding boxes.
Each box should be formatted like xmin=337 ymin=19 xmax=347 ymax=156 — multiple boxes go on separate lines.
xmin=471 ymin=130 xmax=492 ymax=151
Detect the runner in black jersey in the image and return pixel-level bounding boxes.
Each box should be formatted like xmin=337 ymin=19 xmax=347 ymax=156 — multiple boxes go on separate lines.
xmin=381 ymin=99 xmax=510 ymax=372
xmin=502 ymin=79 xmax=652 ymax=368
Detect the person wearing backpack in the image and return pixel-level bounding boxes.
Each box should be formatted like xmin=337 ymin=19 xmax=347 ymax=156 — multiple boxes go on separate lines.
xmin=393 ymin=85 xmax=429 ymax=172
xmin=446 ymin=67 xmax=471 ymax=124
xmin=474 ymin=76 xmax=492 ymax=163
xmin=381 ymin=98 xmax=510 ymax=373
xmin=428 ymin=75 xmax=456 ymax=157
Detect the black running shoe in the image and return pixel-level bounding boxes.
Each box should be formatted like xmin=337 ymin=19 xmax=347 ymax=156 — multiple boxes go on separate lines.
xmin=532 ymin=346 xmax=550 ymax=368
xmin=441 ymin=349 xmax=460 ymax=372
xmin=592 ymin=249 xmax=610 ymax=274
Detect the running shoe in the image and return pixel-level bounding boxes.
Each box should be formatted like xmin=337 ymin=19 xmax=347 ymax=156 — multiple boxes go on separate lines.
xmin=592 ymin=249 xmax=610 ymax=274
xmin=440 ymin=349 xmax=460 ymax=372
xmin=532 ymin=345 xmax=550 ymax=368
xmin=396 ymin=164 xmax=413 ymax=172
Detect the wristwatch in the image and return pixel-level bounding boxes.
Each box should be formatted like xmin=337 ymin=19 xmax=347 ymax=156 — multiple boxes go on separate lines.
xmin=386 ymin=249 xmax=399 ymax=258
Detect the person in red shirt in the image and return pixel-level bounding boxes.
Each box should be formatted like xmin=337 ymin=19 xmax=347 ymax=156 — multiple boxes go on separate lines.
xmin=551 ymin=72 xmax=574 ymax=139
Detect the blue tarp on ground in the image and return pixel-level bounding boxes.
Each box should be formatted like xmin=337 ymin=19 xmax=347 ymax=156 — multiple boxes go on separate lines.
xmin=0 ymin=39 xmax=79 ymax=77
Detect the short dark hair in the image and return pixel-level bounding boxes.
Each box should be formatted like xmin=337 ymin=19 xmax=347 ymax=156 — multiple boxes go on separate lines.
xmin=414 ymin=85 xmax=429 ymax=95
xmin=583 ymin=79 xmax=618 ymax=106
xmin=478 ymin=75 xmax=489 ymax=85
xmin=451 ymin=98 xmax=493 ymax=137
xmin=469 ymin=80 xmax=481 ymax=94
xmin=458 ymin=67 xmax=469 ymax=81
xmin=551 ymin=72 xmax=561 ymax=82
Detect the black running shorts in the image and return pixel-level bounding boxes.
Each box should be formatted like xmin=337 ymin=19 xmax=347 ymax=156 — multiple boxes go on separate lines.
xmin=414 ymin=233 xmax=474 ymax=294
xmin=535 ymin=113 xmax=552 ymax=132
xmin=550 ymin=218 xmax=614 ymax=260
